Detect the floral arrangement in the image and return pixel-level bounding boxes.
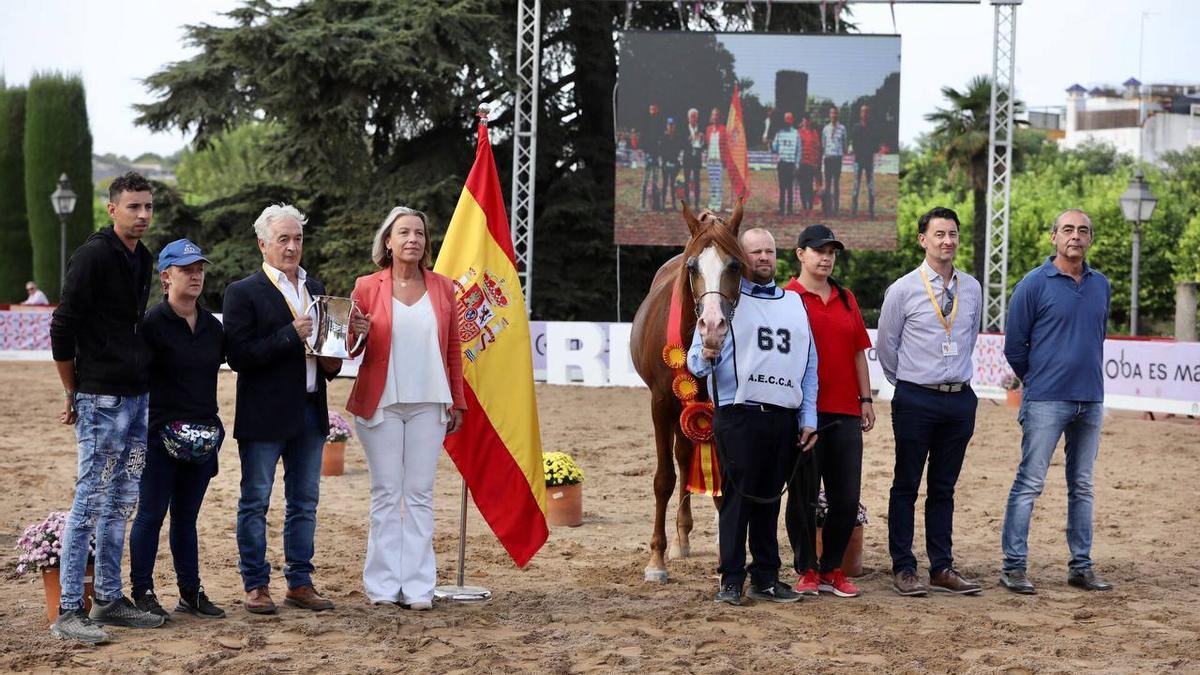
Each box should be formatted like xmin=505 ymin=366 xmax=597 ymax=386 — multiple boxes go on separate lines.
xmin=814 ymin=490 xmax=869 ymax=528
xmin=327 ymin=412 xmax=353 ymax=443
xmin=543 ymin=451 xmax=584 ymax=487
xmin=1001 ymin=373 xmax=1023 ymax=391
xmin=14 ymin=512 xmax=93 ymax=576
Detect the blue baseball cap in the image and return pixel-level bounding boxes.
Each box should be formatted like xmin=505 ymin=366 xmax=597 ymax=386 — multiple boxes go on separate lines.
xmin=666 ymin=117 xmax=676 ymax=124
xmin=157 ymin=239 xmax=211 ymax=272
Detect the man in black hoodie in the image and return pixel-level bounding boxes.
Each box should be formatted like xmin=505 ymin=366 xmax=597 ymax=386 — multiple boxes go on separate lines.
xmin=48 ymin=171 xmax=165 ymax=643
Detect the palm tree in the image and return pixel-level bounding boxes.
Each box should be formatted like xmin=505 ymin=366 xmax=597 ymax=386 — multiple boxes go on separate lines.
xmin=925 ymin=75 xmax=1023 ymax=281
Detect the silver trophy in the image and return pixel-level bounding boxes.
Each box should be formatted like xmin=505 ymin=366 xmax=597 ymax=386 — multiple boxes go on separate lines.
xmin=305 ymin=295 xmax=366 ymax=359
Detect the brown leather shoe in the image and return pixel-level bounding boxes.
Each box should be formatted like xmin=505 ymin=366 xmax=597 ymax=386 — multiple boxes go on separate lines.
xmin=285 ymin=585 xmax=335 ymax=611
xmin=892 ymin=569 xmax=928 ymax=597
xmin=244 ymin=586 xmax=277 ymax=614
xmin=930 ymin=568 xmax=983 ymax=595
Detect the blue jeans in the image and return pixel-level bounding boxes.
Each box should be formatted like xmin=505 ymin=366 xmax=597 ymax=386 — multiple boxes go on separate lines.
xmin=59 ymin=393 xmax=149 ymax=610
xmin=236 ymin=402 xmax=324 ymax=591
xmin=1002 ymin=400 xmax=1103 ymax=573
xmin=129 ymin=433 xmax=218 ymax=596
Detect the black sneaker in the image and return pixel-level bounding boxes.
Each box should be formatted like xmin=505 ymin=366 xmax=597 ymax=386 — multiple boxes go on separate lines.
xmin=89 ymin=595 xmax=165 ymax=628
xmin=714 ymin=584 xmax=744 ymax=606
xmin=748 ymin=580 xmax=802 ymax=603
xmin=176 ymin=586 xmax=226 ymax=619
xmin=50 ymin=607 xmax=109 ymax=644
xmin=133 ymin=589 xmax=172 ymax=622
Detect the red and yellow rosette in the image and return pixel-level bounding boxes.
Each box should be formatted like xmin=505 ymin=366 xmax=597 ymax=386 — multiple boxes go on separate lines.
xmin=671 ymin=373 xmax=699 ymax=401
xmin=679 ymin=401 xmax=715 ymax=442
xmin=662 ymin=343 xmax=687 ymax=370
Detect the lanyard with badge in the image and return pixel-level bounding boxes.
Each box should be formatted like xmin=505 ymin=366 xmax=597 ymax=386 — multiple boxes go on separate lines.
xmin=919 ymin=267 xmax=959 ymax=358
xmin=262 ymin=262 xmax=314 ymax=351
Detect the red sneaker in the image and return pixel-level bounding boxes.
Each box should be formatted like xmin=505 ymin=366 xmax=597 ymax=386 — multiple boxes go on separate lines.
xmin=818 ymin=569 xmax=861 ymax=598
xmin=795 ymin=569 xmax=820 ymax=596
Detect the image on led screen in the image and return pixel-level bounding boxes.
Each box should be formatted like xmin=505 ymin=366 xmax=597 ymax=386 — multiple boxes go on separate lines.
xmin=616 ymin=31 xmax=900 ymax=249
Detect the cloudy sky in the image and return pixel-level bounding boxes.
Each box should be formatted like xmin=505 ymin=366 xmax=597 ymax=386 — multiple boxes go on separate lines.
xmin=1 ymin=0 xmax=1197 ymax=156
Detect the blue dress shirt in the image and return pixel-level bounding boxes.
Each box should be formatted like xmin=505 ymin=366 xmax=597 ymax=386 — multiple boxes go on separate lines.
xmin=876 ymin=260 xmax=982 ymax=386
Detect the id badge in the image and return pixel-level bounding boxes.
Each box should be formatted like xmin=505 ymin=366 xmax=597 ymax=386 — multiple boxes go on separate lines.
xmin=941 ymin=340 xmax=959 ymax=357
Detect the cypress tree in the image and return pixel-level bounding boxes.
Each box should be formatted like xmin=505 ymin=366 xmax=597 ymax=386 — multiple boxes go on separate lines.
xmin=23 ymin=73 xmax=94 ymax=301
xmin=0 ymin=80 xmax=32 ymax=302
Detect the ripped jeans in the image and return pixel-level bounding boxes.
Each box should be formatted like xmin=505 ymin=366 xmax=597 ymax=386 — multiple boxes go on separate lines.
xmin=59 ymin=393 xmax=148 ymax=610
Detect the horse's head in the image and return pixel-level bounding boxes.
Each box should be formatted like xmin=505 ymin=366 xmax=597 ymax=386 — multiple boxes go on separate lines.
xmin=680 ymin=199 xmax=746 ymax=355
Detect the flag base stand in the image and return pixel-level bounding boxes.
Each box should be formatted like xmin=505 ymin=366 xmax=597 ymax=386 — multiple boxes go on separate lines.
xmin=436 ymin=477 xmax=493 ymax=603
xmin=433 ymin=585 xmax=492 ymax=602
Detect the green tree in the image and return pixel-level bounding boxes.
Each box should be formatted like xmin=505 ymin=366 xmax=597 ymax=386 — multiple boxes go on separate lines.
xmin=134 ymin=0 xmax=838 ymax=317
xmin=174 ymin=122 xmax=290 ymax=204
xmin=925 ymin=75 xmax=1026 ymax=284
xmin=23 ymin=73 xmax=94 ymax=301
xmin=0 ymin=81 xmax=32 ymax=302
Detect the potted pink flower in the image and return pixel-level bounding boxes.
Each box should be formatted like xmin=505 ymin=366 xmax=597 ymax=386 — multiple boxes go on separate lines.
xmin=14 ymin=512 xmax=95 ymax=623
xmin=323 ymin=411 xmax=353 ymax=476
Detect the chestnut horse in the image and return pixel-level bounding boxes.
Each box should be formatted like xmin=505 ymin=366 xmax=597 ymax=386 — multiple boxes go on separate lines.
xmin=630 ymin=201 xmax=746 ymax=582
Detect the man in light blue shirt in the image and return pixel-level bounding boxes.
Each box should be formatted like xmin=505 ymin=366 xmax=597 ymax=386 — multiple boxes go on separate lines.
xmin=820 ymin=106 xmax=847 ymax=217
xmin=1000 ymin=208 xmax=1113 ymax=595
xmin=687 ymin=228 xmax=817 ymax=607
xmin=876 ymin=206 xmax=983 ymax=597
xmin=771 ymin=112 xmax=802 ymax=216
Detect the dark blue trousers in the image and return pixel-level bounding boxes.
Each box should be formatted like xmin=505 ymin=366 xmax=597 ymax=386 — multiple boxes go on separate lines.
xmin=888 ymin=381 xmax=977 ymax=576
xmin=713 ymin=404 xmax=798 ymax=590
xmin=129 ymin=434 xmax=217 ymax=595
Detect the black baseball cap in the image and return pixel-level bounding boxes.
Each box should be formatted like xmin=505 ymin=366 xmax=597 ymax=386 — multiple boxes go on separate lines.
xmin=796 ymin=224 xmax=844 ymax=250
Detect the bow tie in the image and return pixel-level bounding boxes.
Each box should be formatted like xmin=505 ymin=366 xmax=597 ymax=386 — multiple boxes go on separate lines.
xmin=751 ymin=284 xmax=775 ymax=296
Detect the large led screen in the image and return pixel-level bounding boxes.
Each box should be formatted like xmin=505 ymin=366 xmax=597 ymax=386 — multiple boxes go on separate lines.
xmin=616 ymin=32 xmax=900 ymax=249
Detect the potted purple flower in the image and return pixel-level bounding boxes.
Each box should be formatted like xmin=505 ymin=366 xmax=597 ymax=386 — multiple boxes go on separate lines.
xmin=1002 ymin=373 xmax=1023 ymax=408
xmin=14 ymin=512 xmax=96 ymax=623
xmin=813 ymin=490 xmax=869 ymax=577
xmin=323 ymin=411 xmax=353 ymax=476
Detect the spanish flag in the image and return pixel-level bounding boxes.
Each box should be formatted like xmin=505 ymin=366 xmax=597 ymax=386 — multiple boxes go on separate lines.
xmin=434 ymin=120 xmax=548 ymax=567
xmin=726 ymin=85 xmax=750 ymax=200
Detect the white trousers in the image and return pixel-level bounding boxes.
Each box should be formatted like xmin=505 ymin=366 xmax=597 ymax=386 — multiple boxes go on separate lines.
xmin=356 ymin=402 xmax=446 ymax=604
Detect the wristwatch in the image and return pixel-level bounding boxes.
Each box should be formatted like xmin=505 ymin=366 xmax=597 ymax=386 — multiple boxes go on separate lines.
xmin=64 ymin=390 xmax=77 ymax=408
xmin=859 ymin=395 xmax=873 ymax=404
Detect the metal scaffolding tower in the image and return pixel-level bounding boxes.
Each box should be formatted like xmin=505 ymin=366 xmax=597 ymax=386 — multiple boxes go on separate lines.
xmin=983 ymin=0 xmax=1020 ymax=331
xmin=511 ymin=0 xmax=541 ymax=312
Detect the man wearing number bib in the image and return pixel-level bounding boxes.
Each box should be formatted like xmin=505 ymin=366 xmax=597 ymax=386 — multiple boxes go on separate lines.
xmin=877 ymin=207 xmax=983 ymax=597
xmin=687 ymin=228 xmax=818 ymax=606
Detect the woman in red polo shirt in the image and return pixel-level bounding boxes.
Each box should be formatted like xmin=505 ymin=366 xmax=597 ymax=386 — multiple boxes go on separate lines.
xmin=784 ymin=224 xmax=875 ymax=598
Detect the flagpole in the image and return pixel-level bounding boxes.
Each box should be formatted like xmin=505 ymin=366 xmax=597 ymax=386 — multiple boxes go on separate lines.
xmin=432 ymin=104 xmax=497 ymax=604
xmin=433 ymin=476 xmax=492 ymax=602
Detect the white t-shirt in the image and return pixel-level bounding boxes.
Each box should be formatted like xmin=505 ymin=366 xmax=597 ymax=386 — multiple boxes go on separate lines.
xmin=358 ymin=293 xmax=452 ymax=427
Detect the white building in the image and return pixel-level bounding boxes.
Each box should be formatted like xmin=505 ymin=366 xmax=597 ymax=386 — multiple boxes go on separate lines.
xmin=1056 ymin=79 xmax=1200 ymax=165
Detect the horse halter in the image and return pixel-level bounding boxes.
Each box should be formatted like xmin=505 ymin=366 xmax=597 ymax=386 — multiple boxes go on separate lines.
xmin=686 ymin=256 xmax=741 ymax=322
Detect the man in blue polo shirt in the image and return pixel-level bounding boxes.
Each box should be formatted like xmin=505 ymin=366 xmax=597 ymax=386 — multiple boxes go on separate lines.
xmin=1000 ymin=208 xmax=1113 ymax=594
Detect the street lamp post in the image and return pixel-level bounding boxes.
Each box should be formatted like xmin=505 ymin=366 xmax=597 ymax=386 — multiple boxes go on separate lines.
xmin=50 ymin=173 xmax=78 ymax=293
xmin=1119 ymin=168 xmax=1158 ymax=336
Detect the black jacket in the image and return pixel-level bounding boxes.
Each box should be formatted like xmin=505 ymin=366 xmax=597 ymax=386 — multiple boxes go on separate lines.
xmin=50 ymin=227 xmax=153 ymax=395
xmin=222 ymin=270 xmax=339 ymax=441
xmin=143 ymin=299 xmax=224 ymax=432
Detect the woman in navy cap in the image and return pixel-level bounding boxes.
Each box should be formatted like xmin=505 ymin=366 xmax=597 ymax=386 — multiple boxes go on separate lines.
xmin=128 ymin=239 xmax=227 ymax=620
xmin=783 ymin=224 xmax=875 ymax=598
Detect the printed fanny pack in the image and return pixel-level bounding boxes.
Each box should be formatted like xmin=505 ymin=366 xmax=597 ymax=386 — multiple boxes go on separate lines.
xmin=160 ymin=420 xmax=224 ymax=464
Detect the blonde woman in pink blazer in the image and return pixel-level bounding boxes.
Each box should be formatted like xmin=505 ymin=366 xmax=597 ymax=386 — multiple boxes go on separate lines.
xmin=345 ymin=206 xmax=466 ymax=610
